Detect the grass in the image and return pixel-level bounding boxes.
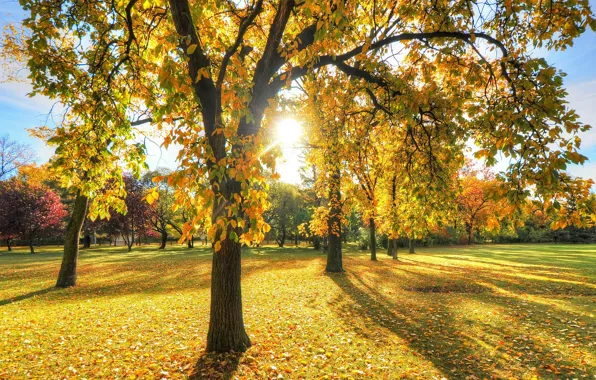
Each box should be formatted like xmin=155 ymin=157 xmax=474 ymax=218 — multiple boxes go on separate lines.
xmin=0 ymin=243 xmax=594 ymax=379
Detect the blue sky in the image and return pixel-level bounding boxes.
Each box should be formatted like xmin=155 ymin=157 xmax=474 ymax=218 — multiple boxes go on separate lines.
xmin=1 ymin=2 xmax=595 ymax=184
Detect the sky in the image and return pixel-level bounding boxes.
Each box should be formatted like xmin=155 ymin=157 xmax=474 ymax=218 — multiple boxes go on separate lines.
xmin=1 ymin=2 xmax=595 ymax=185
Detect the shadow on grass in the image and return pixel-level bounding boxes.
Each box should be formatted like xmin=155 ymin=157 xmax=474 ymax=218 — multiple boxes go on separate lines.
xmin=0 ymin=286 xmax=57 ymax=306
xmin=332 ymin=258 xmax=594 ymax=378
xmin=328 ymin=272 xmax=498 ymax=379
xmin=189 ymin=351 xmax=243 ymax=380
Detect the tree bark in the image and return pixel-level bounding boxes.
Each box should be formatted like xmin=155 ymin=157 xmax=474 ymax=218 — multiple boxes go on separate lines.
xmin=369 ymin=218 xmax=377 ymax=261
xmin=325 ymin=165 xmax=343 ymax=272
xmin=388 ymin=238 xmax=398 ymax=259
xmin=83 ymin=233 xmax=91 ymax=248
xmin=29 ymin=240 xmax=35 ymax=254
xmin=277 ymin=228 xmax=286 ymax=247
xmin=206 ymin=192 xmax=251 ymax=352
xmin=6 ymin=238 xmax=11 ymax=252
xmin=56 ymin=193 xmax=89 ymax=288
xmin=313 ymin=236 xmax=321 ymax=250
xmin=159 ymin=231 xmax=167 ymax=249
xmin=409 ymin=238 xmax=415 ymax=254
xmin=467 ymin=223 xmax=473 ymax=245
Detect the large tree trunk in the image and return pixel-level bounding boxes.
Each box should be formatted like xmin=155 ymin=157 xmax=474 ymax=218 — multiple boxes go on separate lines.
xmin=369 ymin=218 xmax=377 ymax=261
xmin=325 ymin=165 xmax=343 ymax=272
xmin=409 ymin=238 xmax=415 ymax=254
xmin=159 ymin=231 xmax=167 ymax=249
xmin=206 ymin=187 xmax=251 ymax=352
xmin=56 ymin=193 xmax=89 ymax=288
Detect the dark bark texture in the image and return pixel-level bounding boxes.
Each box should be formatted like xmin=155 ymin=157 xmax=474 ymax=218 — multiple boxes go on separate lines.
xmin=56 ymin=193 xmax=89 ymax=288
xmin=159 ymin=231 xmax=168 ymax=249
xmin=369 ymin=218 xmax=377 ymax=261
xmin=388 ymin=238 xmax=398 ymax=260
xmin=325 ymin=166 xmax=343 ymax=272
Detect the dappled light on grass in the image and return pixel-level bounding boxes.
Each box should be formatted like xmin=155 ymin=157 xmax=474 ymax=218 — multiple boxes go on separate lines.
xmin=0 ymin=244 xmax=594 ymax=378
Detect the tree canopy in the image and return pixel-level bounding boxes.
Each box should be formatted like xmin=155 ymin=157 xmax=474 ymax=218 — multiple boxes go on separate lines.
xmin=2 ymin=0 xmax=595 ymax=353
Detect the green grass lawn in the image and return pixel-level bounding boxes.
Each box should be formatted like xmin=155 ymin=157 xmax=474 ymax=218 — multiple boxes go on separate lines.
xmin=0 ymin=243 xmax=594 ymax=379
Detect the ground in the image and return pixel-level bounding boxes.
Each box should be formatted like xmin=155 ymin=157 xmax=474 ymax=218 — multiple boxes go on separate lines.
xmin=0 ymin=243 xmax=594 ymax=379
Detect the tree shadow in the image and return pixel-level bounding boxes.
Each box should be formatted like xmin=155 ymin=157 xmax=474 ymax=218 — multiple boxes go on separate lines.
xmin=0 ymin=286 xmax=57 ymax=306
xmin=333 ymin=257 xmax=595 ymax=378
xmin=189 ymin=351 xmax=243 ymax=380
xmin=328 ymin=272 xmax=499 ymax=379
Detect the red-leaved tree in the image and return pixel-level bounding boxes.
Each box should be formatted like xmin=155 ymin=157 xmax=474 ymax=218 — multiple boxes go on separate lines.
xmin=0 ymin=180 xmax=67 ymax=253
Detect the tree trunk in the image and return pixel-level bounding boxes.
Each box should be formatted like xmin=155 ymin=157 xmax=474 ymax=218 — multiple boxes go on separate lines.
xmin=369 ymin=218 xmax=377 ymax=261
xmin=325 ymin=165 xmax=343 ymax=272
xmin=56 ymin=193 xmax=89 ymax=288
xmin=277 ymin=229 xmax=286 ymax=247
xmin=159 ymin=231 xmax=167 ymax=249
xmin=295 ymin=231 xmax=298 ymax=246
xmin=206 ymin=192 xmax=251 ymax=352
xmin=409 ymin=238 xmax=415 ymax=254
xmin=313 ymin=236 xmax=321 ymax=250
xmin=391 ymin=238 xmax=398 ymax=260
xmin=187 ymin=235 xmax=194 ymax=248
xmin=467 ymin=223 xmax=473 ymax=245
xmin=6 ymin=239 xmax=11 ymax=252
xmin=83 ymin=233 xmax=91 ymax=248
xmin=29 ymin=240 xmax=35 ymax=254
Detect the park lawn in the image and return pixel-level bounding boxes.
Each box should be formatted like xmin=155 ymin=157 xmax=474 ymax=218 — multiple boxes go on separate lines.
xmin=0 ymin=244 xmax=594 ymax=379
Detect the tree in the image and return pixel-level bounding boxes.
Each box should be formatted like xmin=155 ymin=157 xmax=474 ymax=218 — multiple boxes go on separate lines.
xmin=109 ymin=175 xmax=153 ymax=252
xmin=456 ymin=163 xmax=501 ymax=244
xmin=143 ymin=169 xmax=178 ymax=249
xmin=0 ymin=134 xmax=34 ymax=180
xmin=7 ymin=0 xmax=595 ymax=353
xmin=0 ymin=180 xmax=67 ymax=253
xmin=264 ymin=182 xmax=301 ymax=247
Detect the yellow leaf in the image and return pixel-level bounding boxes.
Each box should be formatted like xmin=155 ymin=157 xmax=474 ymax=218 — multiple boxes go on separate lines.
xmin=187 ymin=44 xmax=198 ymax=55
xmin=214 ymin=241 xmax=222 ymax=252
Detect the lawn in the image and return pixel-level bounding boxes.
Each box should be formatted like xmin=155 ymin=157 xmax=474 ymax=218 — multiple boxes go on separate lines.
xmin=0 ymin=243 xmax=594 ymax=379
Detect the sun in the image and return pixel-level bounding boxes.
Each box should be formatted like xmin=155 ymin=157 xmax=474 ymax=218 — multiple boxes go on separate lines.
xmin=276 ymin=118 xmax=303 ymax=147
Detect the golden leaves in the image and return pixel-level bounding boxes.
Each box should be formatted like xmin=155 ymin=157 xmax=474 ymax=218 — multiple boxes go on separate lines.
xmin=2 ymin=244 xmax=595 ymax=378
xmin=186 ymin=44 xmax=198 ymax=55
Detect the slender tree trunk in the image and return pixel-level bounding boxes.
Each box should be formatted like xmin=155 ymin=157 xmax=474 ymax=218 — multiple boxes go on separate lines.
xmin=313 ymin=236 xmax=321 ymax=250
xmin=409 ymin=238 xmax=415 ymax=254
xmin=467 ymin=223 xmax=473 ymax=245
xmin=29 ymin=239 xmax=35 ymax=254
xmin=56 ymin=193 xmax=89 ymax=288
xmin=295 ymin=231 xmax=298 ymax=246
xmin=159 ymin=231 xmax=167 ymax=249
xmin=6 ymin=239 xmax=11 ymax=252
xmin=278 ymin=229 xmax=286 ymax=247
xmin=369 ymin=218 xmax=377 ymax=261
xmin=391 ymin=239 xmax=398 ymax=260
xmin=187 ymin=235 xmax=194 ymax=248
xmin=83 ymin=233 xmax=91 ymax=249
xmin=326 ymin=164 xmax=343 ymax=272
